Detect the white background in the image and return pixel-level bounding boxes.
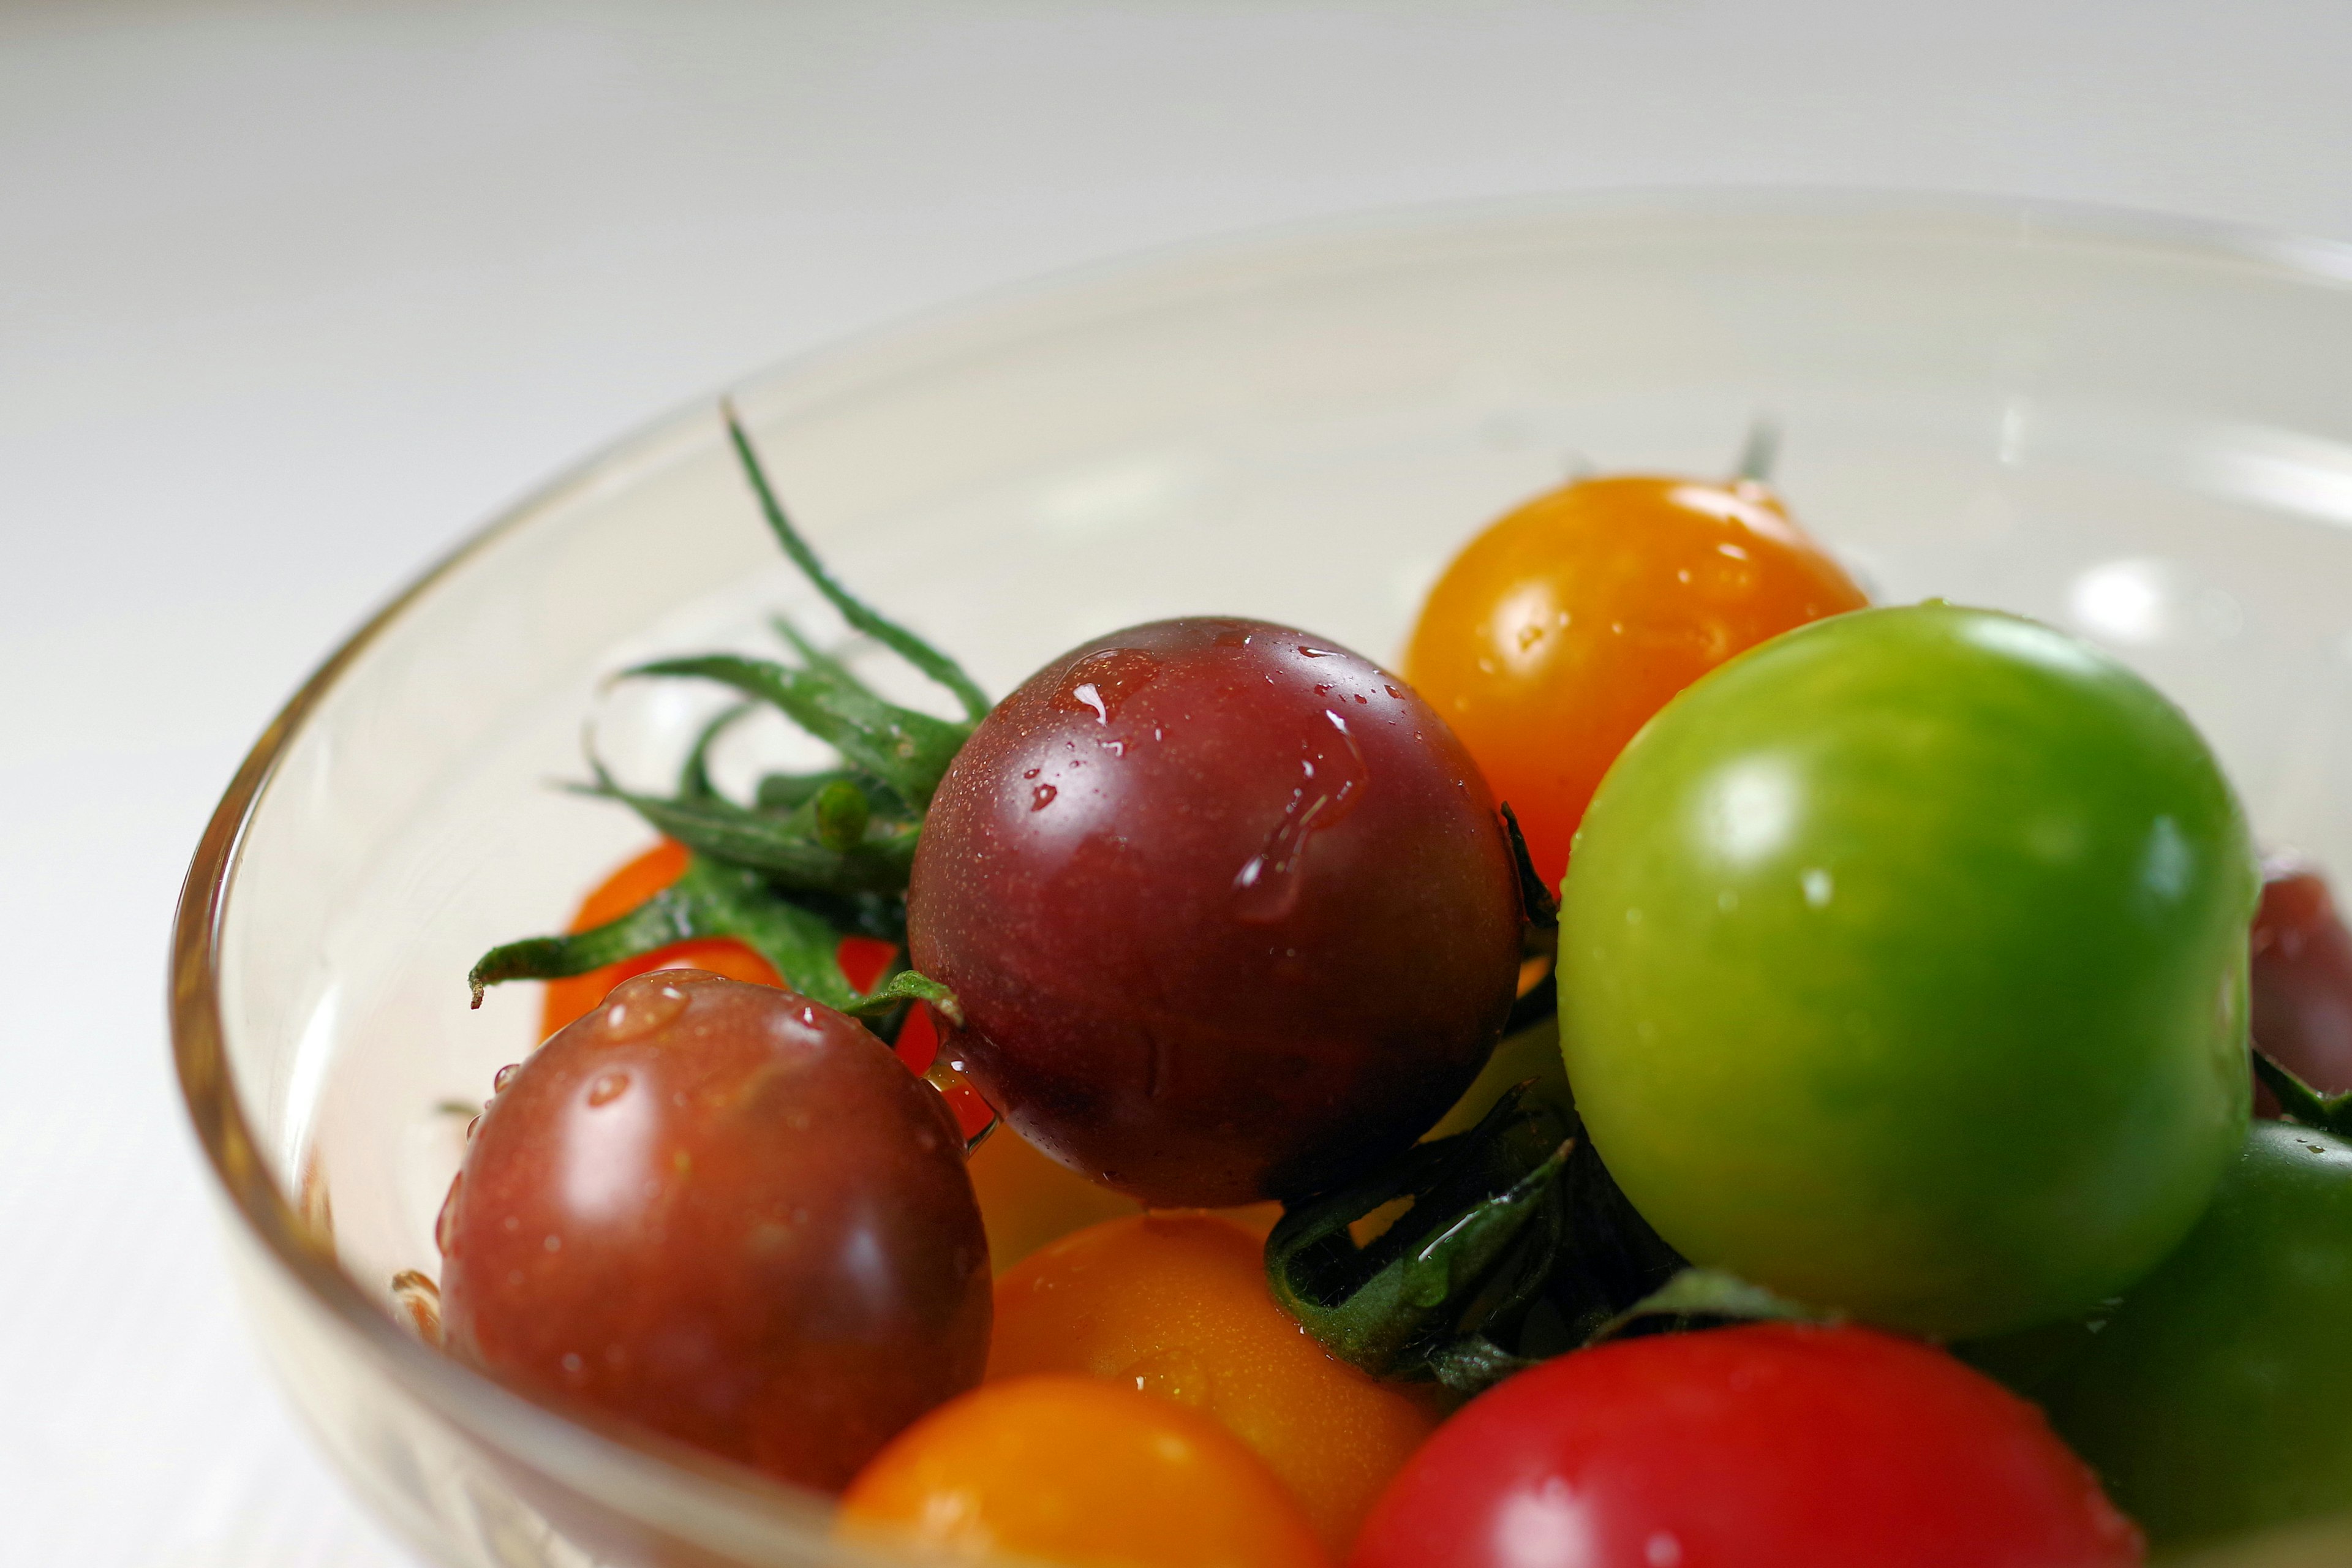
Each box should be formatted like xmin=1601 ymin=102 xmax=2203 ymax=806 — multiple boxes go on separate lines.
xmin=8 ymin=3 xmax=2352 ymax=1562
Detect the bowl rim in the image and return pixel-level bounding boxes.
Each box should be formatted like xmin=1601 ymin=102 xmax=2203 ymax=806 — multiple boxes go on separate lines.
xmin=168 ymin=186 xmax=2352 ymax=1555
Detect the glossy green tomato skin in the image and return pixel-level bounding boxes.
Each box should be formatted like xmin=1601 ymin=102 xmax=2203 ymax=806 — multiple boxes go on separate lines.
xmin=2004 ymin=1122 xmax=2352 ymax=1551
xmin=1559 ymin=603 xmax=2255 ymax=1340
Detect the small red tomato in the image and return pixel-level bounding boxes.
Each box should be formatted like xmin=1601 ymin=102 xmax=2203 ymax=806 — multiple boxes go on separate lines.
xmin=2251 ymin=854 xmax=2352 ymax=1113
xmin=439 ymin=972 xmax=991 ymax=1490
xmin=1351 ymin=1324 xmax=2141 ymax=1568
xmin=909 ymin=617 xmax=1521 ymax=1207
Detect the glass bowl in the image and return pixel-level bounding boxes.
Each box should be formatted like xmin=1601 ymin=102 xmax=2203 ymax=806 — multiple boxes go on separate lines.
xmin=175 ymin=194 xmax=2352 ymax=1567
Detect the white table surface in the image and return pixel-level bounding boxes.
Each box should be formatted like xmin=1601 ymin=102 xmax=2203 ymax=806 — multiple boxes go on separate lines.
xmin=8 ymin=2 xmax=2352 ymax=1562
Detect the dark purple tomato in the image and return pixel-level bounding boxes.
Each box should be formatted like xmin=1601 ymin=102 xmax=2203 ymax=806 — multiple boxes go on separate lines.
xmin=437 ymin=971 xmax=991 ymax=1491
xmin=2252 ymin=854 xmax=2352 ymax=1114
xmin=907 ymin=617 xmax=1523 ymax=1207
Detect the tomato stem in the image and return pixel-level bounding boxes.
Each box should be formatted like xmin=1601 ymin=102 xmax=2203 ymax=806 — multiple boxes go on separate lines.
xmin=1583 ymin=1267 xmax=1826 ymax=1346
xmin=1499 ymin=803 xmax=1559 ymax=929
xmin=723 ymin=401 xmax=992 ymax=723
xmin=2252 ymin=1046 xmax=2352 ymax=1139
xmin=1734 ymin=416 xmax=1781 ymax=483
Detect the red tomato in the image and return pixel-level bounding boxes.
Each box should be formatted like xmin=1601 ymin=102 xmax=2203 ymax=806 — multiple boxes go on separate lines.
xmin=2251 ymin=854 xmax=2352 ymax=1113
xmin=1403 ymin=476 xmax=1867 ymax=885
xmin=440 ymin=973 xmax=991 ymax=1491
xmin=1351 ymin=1324 xmax=2141 ymax=1568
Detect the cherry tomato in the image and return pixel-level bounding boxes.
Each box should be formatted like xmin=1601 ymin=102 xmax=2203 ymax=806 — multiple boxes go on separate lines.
xmin=2252 ymin=854 xmax=2352 ymax=1113
xmin=1404 ymin=475 xmax=1867 ymax=885
xmin=839 ymin=1374 xmax=1330 ymax=1568
xmin=537 ymin=840 xmax=780 ymax=1038
xmin=2013 ymin=1122 xmax=2352 ymax=1551
xmin=1561 ymin=604 xmax=2255 ymax=1338
xmin=909 ymin=617 xmax=1522 ymax=1207
xmin=966 ymin=1128 xmax=1141 ymax=1272
xmin=438 ymin=972 xmax=990 ymax=1490
xmin=1352 ymin=1323 xmax=2141 ymax=1568
xmin=989 ymin=1213 xmax=1439 ymax=1555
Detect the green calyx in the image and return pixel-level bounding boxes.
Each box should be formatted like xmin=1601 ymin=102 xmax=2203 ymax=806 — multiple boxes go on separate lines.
xmin=1265 ymin=1081 xmax=1689 ymax=1395
xmin=466 ymin=405 xmax=977 ymax=1031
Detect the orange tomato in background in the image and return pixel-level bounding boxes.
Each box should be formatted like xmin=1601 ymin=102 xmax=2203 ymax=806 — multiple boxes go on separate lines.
xmin=989 ymin=1213 xmax=1439 ymax=1556
xmin=535 ymin=840 xmax=780 ymax=1038
xmin=1403 ymin=475 xmax=1868 ymax=886
xmin=839 ymin=1374 xmax=1330 ymax=1568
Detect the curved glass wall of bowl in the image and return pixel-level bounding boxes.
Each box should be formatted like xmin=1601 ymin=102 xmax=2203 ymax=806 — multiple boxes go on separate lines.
xmin=185 ymin=197 xmax=2352 ymax=1568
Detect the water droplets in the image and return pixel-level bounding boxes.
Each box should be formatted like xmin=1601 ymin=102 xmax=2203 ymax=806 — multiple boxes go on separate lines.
xmin=1054 ymin=646 xmax=1160 ymax=723
xmin=601 ymin=976 xmax=690 ymax=1042
xmin=1233 ymin=709 xmax=1369 ymax=924
xmin=587 ymin=1071 xmax=631 ymax=1107
xmin=1030 ymin=782 xmax=1059 ymax=811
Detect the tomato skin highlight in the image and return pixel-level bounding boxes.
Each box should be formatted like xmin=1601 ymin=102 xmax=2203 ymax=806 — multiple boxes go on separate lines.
xmin=2012 ymin=1122 xmax=2352 ymax=1550
xmin=1404 ymin=475 xmax=1867 ymax=885
xmin=839 ymin=1374 xmax=1330 ymax=1568
xmin=1350 ymin=1323 xmax=2141 ymax=1568
xmin=439 ymin=973 xmax=990 ymax=1491
xmin=909 ymin=617 xmax=1521 ymax=1207
xmin=989 ymin=1212 xmax=1439 ymax=1556
xmin=1561 ymin=603 xmax=2256 ymax=1339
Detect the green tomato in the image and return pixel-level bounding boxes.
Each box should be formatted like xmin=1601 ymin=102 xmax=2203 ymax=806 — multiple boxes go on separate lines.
xmin=1995 ymin=1121 xmax=2352 ymax=1551
xmin=1558 ymin=603 xmax=2255 ymax=1340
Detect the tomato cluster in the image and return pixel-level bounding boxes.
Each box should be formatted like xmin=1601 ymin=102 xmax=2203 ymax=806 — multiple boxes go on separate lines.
xmin=430 ymin=420 xmax=2352 ymax=1567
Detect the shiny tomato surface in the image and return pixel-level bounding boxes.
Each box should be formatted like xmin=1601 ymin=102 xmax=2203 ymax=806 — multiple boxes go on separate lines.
xmin=909 ymin=617 xmax=1522 ymax=1207
xmin=840 ymin=1374 xmax=1330 ymax=1568
xmin=1561 ymin=605 xmax=2253 ymax=1339
xmin=537 ymin=840 xmax=779 ymax=1038
xmin=2022 ymin=1123 xmax=2352 ymax=1550
xmin=2252 ymin=854 xmax=2352 ymax=1111
xmin=1351 ymin=1324 xmax=2141 ymax=1568
xmin=989 ymin=1213 xmax=1438 ymax=1555
xmin=438 ymin=973 xmax=990 ymax=1490
xmin=1404 ymin=475 xmax=1866 ymax=884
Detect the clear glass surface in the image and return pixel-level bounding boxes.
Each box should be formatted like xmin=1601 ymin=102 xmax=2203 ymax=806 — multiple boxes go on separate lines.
xmin=175 ymin=195 xmax=2352 ymax=1567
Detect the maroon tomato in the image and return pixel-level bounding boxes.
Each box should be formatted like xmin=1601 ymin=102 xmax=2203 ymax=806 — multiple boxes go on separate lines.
xmin=1351 ymin=1324 xmax=2142 ymax=1568
xmin=437 ymin=971 xmax=991 ymax=1491
xmin=908 ymin=618 xmax=1522 ymax=1207
xmin=2252 ymin=853 xmax=2352 ymax=1114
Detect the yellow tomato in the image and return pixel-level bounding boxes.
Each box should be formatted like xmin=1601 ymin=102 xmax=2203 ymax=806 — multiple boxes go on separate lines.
xmin=839 ymin=1374 xmax=1328 ymax=1568
xmin=1404 ymin=475 xmax=1867 ymax=884
xmin=989 ymin=1213 xmax=1438 ymax=1556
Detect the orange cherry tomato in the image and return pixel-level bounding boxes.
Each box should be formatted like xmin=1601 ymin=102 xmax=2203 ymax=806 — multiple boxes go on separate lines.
xmin=967 ymin=1129 xmax=1142 ymax=1272
xmin=989 ymin=1213 xmax=1439 ymax=1556
xmin=537 ymin=840 xmax=780 ymax=1038
xmin=839 ymin=1374 xmax=1330 ymax=1568
xmin=1403 ymin=475 xmax=1867 ymax=884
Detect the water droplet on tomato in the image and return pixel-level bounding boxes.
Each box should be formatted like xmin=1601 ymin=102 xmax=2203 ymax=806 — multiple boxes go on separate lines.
xmin=1232 ymin=709 xmax=1370 ymax=924
xmin=1054 ymin=647 xmax=1159 ymax=722
xmin=601 ymin=976 xmax=690 ymax=1042
xmin=587 ymin=1071 xmax=631 ymax=1107
xmin=1030 ymin=783 xmax=1058 ymax=810
xmin=492 ymin=1062 xmax=522 ymax=1091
